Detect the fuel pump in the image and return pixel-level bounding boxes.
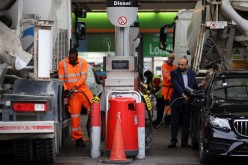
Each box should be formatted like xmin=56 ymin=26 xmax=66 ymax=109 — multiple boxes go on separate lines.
xmin=101 ymin=0 xmax=145 ymax=159
xmin=103 ymin=0 xmax=140 ymax=95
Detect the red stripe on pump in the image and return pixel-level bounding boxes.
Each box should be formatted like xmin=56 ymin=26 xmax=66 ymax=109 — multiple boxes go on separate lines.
xmin=136 ymin=103 xmax=145 ymax=127
xmin=90 ymin=102 xmax=101 ymax=126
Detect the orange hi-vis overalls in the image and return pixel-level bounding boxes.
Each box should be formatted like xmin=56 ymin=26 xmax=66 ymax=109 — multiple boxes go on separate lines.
xmin=58 ymin=57 xmax=93 ymax=140
xmin=162 ymin=61 xmax=177 ymax=115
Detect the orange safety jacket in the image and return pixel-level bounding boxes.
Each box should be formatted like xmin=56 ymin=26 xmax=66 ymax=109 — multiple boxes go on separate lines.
xmin=162 ymin=61 xmax=177 ymax=102
xmin=58 ymin=57 xmax=93 ymax=140
xmin=58 ymin=57 xmax=89 ymax=92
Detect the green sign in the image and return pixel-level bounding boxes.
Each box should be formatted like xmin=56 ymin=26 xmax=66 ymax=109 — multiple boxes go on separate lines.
xmin=87 ymin=33 xmax=115 ymax=52
xmin=143 ymin=33 xmax=173 ymax=57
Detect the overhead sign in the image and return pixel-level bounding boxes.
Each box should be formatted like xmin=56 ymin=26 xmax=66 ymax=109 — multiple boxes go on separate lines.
xmin=107 ymin=0 xmax=138 ymax=27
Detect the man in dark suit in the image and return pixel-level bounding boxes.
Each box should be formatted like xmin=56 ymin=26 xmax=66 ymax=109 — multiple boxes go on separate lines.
xmin=168 ymin=57 xmax=205 ymax=148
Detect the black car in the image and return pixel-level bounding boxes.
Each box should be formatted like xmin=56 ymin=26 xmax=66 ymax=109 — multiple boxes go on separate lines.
xmin=190 ymin=71 xmax=248 ymax=164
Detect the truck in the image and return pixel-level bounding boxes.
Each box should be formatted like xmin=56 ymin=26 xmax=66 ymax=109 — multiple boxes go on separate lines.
xmin=186 ymin=0 xmax=248 ymax=74
xmin=0 ymin=0 xmax=81 ymax=163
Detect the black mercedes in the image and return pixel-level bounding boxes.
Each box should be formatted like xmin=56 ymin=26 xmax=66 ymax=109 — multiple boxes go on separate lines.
xmin=190 ymin=71 xmax=248 ymax=164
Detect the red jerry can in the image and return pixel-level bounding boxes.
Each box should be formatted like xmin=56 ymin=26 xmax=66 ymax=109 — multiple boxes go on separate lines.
xmin=106 ymin=97 xmax=138 ymax=157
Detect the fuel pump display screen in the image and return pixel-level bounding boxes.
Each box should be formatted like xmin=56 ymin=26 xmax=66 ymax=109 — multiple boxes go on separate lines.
xmin=112 ymin=60 xmax=129 ymax=69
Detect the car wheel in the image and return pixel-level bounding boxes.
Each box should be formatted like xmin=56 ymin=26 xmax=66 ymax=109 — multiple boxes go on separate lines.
xmin=199 ymin=131 xmax=211 ymax=164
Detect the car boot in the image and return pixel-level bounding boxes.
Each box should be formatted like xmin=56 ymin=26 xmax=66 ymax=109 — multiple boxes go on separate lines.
xmin=76 ymin=138 xmax=86 ymax=147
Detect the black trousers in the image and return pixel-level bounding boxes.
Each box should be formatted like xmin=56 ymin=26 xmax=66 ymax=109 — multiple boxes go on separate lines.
xmin=170 ymin=102 xmax=191 ymax=144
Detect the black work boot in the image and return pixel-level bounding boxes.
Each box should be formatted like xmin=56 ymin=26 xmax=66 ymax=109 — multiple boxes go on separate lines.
xmin=75 ymin=138 xmax=86 ymax=147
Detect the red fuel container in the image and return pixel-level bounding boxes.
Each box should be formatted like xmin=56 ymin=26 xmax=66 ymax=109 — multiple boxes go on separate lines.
xmin=106 ymin=97 xmax=138 ymax=157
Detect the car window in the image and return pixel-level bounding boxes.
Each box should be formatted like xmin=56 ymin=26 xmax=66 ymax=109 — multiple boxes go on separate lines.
xmin=213 ymin=77 xmax=248 ymax=100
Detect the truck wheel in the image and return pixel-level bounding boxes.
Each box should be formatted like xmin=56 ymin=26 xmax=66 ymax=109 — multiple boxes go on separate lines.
xmin=13 ymin=139 xmax=34 ymax=163
xmin=35 ymin=138 xmax=55 ymax=163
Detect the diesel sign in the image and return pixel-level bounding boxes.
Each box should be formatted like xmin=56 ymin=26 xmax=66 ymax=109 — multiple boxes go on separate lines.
xmin=107 ymin=0 xmax=139 ymax=7
xmin=107 ymin=0 xmax=139 ymax=27
xmin=114 ymin=1 xmax=131 ymax=6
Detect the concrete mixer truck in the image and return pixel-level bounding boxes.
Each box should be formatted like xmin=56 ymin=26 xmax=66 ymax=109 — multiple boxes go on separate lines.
xmin=0 ymin=0 xmax=85 ymax=163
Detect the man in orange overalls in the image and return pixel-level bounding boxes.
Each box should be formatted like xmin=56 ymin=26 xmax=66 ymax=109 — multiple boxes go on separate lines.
xmin=162 ymin=53 xmax=177 ymax=125
xmin=58 ymin=48 xmax=93 ymax=147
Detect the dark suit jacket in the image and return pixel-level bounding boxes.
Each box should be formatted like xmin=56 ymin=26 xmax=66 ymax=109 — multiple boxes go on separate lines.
xmin=171 ymin=68 xmax=198 ymax=108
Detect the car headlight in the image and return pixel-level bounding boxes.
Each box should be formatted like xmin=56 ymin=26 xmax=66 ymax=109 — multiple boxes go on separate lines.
xmin=209 ymin=116 xmax=231 ymax=131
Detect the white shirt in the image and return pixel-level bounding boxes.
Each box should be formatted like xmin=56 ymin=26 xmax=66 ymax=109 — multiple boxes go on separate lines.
xmin=182 ymin=72 xmax=188 ymax=88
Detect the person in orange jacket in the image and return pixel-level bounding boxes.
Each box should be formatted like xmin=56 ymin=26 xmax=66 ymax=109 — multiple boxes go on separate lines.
xmin=162 ymin=53 xmax=177 ymax=125
xmin=58 ymin=48 xmax=93 ymax=147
